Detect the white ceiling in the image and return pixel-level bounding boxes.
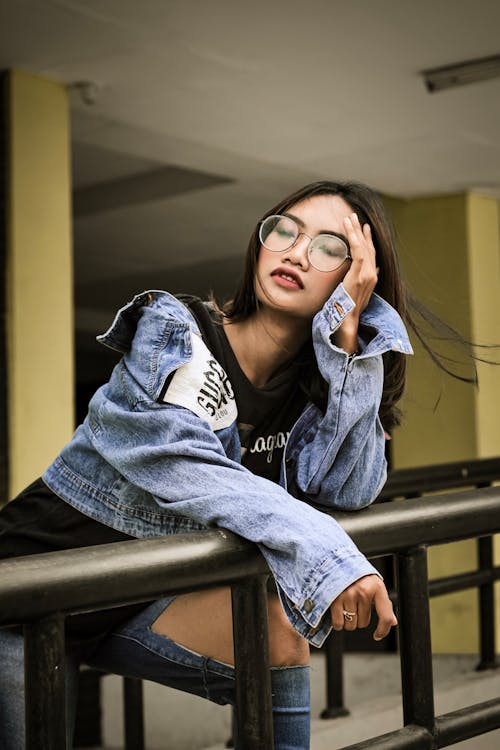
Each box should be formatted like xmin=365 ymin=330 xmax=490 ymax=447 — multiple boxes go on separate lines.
xmin=1 ymin=0 xmax=500 ymax=374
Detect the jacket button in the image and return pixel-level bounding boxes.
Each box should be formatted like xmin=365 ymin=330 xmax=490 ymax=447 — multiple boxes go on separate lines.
xmin=303 ymin=598 xmax=314 ymax=613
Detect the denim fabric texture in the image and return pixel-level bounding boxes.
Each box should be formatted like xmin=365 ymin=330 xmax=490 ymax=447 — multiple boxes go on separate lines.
xmin=0 ymin=627 xmax=83 ymax=750
xmin=88 ymin=596 xmax=312 ymax=749
xmin=0 ymin=605 xmax=311 ymax=750
xmin=43 ymin=285 xmax=412 ymax=646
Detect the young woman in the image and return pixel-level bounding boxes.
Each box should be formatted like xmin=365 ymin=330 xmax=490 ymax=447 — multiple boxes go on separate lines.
xmin=0 ymin=180 xmax=414 ymax=749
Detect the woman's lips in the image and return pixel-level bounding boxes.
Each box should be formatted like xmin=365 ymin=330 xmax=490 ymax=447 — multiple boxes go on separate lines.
xmin=270 ymin=268 xmax=304 ymax=289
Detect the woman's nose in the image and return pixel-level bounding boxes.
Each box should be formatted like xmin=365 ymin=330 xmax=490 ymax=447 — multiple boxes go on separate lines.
xmin=283 ymin=234 xmax=311 ymax=268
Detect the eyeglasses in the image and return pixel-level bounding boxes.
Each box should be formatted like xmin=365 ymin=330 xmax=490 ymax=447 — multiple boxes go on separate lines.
xmin=259 ymin=214 xmax=351 ymax=273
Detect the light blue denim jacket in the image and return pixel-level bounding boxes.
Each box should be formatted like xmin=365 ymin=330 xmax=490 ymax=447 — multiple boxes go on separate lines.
xmin=43 ymin=285 xmax=412 ymax=646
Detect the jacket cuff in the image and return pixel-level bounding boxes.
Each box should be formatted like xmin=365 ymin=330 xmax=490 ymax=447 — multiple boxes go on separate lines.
xmin=318 ymin=284 xmax=356 ymax=332
xmin=278 ymin=553 xmax=381 ymax=647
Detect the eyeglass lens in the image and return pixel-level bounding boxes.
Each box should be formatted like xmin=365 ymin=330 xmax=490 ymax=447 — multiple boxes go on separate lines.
xmin=259 ymin=215 xmax=349 ymax=272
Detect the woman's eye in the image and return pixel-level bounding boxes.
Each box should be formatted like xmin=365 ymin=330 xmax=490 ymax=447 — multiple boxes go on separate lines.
xmin=276 ymin=228 xmax=295 ymax=239
xmin=318 ymin=243 xmax=343 ymax=258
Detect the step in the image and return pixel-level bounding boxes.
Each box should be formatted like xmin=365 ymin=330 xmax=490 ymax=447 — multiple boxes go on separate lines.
xmin=97 ymin=653 xmax=500 ymax=749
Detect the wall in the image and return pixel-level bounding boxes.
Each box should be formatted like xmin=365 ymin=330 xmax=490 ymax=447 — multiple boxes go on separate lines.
xmin=386 ymin=192 xmax=500 ymax=653
xmin=5 ymin=70 xmax=74 ymax=497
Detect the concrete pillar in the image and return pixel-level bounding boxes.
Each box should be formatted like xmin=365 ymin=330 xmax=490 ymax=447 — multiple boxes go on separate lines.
xmin=3 ymin=70 xmax=74 ymax=499
xmin=386 ymin=192 xmax=500 ymax=653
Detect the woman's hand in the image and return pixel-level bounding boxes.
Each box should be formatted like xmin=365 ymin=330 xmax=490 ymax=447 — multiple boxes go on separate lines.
xmin=334 ymin=212 xmax=378 ymax=354
xmin=330 ymin=574 xmax=397 ymax=641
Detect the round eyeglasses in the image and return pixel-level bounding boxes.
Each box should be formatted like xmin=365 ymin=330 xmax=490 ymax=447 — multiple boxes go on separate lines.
xmin=259 ymin=214 xmax=351 ymax=273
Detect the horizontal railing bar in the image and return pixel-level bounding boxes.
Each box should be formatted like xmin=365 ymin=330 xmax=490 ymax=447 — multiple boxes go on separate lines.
xmin=429 ymin=566 xmax=500 ymax=597
xmin=0 ymin=529 xmax=266 ymax=625
xmin=332 ymin=697 xmax=500 ymax=750
xmin=379 ymin=456 xmax=500 ymax=500
xmin=388 ymin=566 xmax=500 ymax=602
xmin=327 ymin=485 xmax=500 ymax=557
xmin=435 ymin=697 xmax=500 ymax=746
xmin=2 ymin=486 xmax=500 ymax=625
xmin=337 ymin=724 xmax=433 ymax=750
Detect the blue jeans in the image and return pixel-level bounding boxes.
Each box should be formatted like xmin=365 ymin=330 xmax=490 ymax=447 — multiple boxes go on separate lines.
xmin=0 ymin=597 xmax=311 ymax=749
xmin=0 ymin=626 xmax=82 ymax=750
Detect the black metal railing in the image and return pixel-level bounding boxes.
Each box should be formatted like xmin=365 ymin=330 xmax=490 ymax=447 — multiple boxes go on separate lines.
xmin=321 ymin=456 xmax=500 ymax=720
xmin=1 ymin=485 xmax=500 ymax=749
xmin=0 ymin=529 xmax=273 ymax=750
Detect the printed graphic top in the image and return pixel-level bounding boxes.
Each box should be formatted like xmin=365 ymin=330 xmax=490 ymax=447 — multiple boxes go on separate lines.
xmin=177 ymin=296 xmax=309 ymax=483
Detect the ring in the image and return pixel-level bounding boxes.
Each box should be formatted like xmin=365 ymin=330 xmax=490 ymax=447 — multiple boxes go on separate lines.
xmin=342 ymin=610 xmax=356 ymax=622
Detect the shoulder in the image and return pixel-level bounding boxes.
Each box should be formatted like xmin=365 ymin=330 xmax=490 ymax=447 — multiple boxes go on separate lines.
xmin=96 ymin=290 xmax=202 ymax=354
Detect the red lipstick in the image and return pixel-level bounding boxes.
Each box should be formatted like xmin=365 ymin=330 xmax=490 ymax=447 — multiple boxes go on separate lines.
xmin=270 ymin=266 xmax=304 ymax=289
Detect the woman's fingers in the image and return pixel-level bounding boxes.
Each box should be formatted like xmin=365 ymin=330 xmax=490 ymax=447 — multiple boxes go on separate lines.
xmin=345 ymin=213 xmax=374 ymax=256
xmin=341 ymin=213 xmax=378 ymax=311
xmin=331 ymin=599 xmax=348 ymax=631
xmin=330 ymin=575 xmax=397 ymax=640
xmin=373 ymin=587 xmax=398 ymax=642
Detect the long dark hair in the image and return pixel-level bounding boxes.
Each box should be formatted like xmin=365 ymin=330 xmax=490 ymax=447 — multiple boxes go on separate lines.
xmin=223 ymin=180 xmax=478 ymax=431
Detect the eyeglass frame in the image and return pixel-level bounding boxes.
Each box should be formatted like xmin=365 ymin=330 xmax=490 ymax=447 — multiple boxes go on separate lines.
xmin=258 ymin=214 xmax=352 ymax=273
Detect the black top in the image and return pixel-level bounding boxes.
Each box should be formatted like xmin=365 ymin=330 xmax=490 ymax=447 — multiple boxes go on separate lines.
xmin=0 ymin=296 xmax=310 ymax=638
xmin=184 ymin=296 xmax=308 ymax=481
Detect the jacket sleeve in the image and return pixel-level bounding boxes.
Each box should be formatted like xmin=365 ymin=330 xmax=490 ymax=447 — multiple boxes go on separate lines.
xmin=284 ymin=285 xmax=387 ymax=510
xmin=86 ymin=351 xmax=379 ymax=647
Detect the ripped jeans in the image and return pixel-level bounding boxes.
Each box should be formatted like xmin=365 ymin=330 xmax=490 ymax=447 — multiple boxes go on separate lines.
xmin=0 ymin=596 xmax=311 ymax=749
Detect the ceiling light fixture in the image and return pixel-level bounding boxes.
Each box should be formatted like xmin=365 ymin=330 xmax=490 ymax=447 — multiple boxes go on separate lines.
xmin=421 ymin=53 xmax=500 ymax=92
xmin=69 ymin=80 xmax=100 ymax=106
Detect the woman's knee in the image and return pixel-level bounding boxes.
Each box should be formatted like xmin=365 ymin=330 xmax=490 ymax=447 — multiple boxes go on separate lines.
xmin=267 ymin=599 xmax=310 ymax=667
xmin=148 ymin=590 xmax=310 ymax=668
xmin=268 ymin=637 xmax=310 ymax=667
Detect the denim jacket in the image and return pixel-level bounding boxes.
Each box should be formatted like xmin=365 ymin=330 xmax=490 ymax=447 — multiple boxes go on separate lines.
xmin=43 ymin=285 xmax=412 ymax=646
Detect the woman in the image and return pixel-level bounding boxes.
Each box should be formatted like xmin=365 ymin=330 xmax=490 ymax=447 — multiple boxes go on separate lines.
xmin=0 ymin=180 xmax=414 ymax=749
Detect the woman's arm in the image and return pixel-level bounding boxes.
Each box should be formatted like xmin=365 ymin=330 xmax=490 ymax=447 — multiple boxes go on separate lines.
xmin=286 ymin=284 xmax=412 ymax=511
xmin=284 ymin=213 xmax=395 ymax=509
xmin=82 ymin=357 xmax=380 ymax=646
xmin=285 ymin=284 xmax=388 ymax=509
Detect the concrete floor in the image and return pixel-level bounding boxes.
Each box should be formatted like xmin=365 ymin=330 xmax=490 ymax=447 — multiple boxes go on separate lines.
xmin=96 ymin=652 xmax=500 ymax=749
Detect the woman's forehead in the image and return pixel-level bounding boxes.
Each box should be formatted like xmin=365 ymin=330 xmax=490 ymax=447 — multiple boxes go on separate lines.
xmin=286 ymin=194 xmax=353 ymax=230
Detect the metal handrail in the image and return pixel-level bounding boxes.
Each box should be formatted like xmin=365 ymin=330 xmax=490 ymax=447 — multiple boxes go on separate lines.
xmin=1 ymin=486 xmax=500 ymax=749
xmin=0 ymin=529 xmax=266 ymax=625
xmin=321 ymin=458 xmax=500 ymax=721
xmin=378 ymin=456 xmax=500 ymax=501
xmin=2 ymin=485 xmax=500 ymax=626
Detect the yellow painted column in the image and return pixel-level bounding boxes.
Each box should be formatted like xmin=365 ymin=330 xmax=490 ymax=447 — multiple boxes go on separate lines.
xmin=466 ymin=194 xmax=500 ymax=658
xmin=386 ymin=192 xmax=500 ymax=653
xmin=5 ymin=70 xmax=74 ymax=498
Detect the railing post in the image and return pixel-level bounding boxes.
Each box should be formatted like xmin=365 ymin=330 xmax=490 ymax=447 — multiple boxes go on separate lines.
xmin=231 ymin=576 xmax=274 ymax=750
xmin=476 ymin=535 xmax=498 ymax=670
xmin=396 ymin=546 xmax=435 ymax=735
xmin=123 ymin=677 xmax=145 ymax=750
xmin=321 ymin=631 xmax=349 ymax=718
xmin=24 ymin=613 xmax=67 ymax=750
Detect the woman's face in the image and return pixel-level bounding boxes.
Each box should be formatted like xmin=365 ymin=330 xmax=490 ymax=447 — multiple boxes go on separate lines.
xmin=255 ymin=194 xmax=353 ymax=321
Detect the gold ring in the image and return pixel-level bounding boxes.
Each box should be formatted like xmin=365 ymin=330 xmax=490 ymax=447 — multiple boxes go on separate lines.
xmin=342 ymin=610 xmax=356 ymax=622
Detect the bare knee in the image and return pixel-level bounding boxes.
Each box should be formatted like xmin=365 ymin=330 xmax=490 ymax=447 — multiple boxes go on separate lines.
xmin=268 ymin=639 xmax=310 ymax=667
xmin=267 ymin=597 xmax=310 ymax=667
